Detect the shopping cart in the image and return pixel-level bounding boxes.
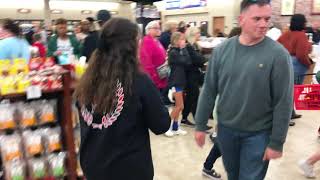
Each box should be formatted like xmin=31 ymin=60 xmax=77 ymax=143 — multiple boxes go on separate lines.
xmin=294 ymin=73 xmax=320 ymax=110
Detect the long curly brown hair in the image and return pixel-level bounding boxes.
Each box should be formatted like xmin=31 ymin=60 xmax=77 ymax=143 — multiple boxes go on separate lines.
xmin=74 ymin=18 xmax=140 ymax=113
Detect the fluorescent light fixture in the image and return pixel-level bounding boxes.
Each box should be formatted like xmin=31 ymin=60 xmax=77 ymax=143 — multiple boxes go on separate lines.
xmin=0 ymin=0 xmax=44 ymax=9
xmin=49 ymin=1 xmax=119 ymax=11
xmin=81 ymin=10 xmax=92 ymax=15
xmin=17 ymin=8 xmax=31 ymax=14
xmin=110 ymin=11 xmax=118 ymax=15
xmin=51 ymin=9 xmax=63 ymax=14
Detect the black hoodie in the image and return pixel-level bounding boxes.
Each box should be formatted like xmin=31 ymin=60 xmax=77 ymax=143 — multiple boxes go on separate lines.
xmin=79 ymin=73 xmax=171 ymax=180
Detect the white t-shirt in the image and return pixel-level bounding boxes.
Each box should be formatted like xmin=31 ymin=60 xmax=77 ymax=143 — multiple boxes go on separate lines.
xmin=57 ymin=38 xmax=73 ymax=56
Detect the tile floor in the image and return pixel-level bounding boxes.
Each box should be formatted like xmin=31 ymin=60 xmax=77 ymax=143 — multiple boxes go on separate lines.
xmin=150 ymin=110 xmax=320 ymax=180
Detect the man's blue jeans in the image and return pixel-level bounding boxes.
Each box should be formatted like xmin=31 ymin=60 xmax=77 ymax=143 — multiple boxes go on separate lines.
xmin=217 ymin=124 xmax=271 ymax=180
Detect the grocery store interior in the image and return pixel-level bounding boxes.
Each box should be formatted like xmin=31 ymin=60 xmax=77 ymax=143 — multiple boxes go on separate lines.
xmin=0 ymin=0 xmax=319 ymax=180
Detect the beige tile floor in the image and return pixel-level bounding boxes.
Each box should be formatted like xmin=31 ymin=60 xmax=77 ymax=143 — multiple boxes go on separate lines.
xmin=150 ymin=110 xmax=320 ymax=180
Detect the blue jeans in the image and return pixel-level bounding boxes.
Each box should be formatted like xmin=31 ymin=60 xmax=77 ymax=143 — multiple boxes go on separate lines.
xmin=217 ymin=124 xmax=270 ymax=180
xmin=292 ymin=56 xmax=308 ymax=85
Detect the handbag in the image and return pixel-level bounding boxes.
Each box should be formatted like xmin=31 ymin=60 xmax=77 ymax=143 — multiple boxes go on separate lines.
xmin=156 ymin=45 xmax=175 ymax=79
xmin=156 ymin=62 xmax=170 ymax=79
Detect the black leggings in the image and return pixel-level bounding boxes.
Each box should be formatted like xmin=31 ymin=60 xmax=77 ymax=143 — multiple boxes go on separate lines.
xmin=182 ymin=84 xmax=199 ymax=119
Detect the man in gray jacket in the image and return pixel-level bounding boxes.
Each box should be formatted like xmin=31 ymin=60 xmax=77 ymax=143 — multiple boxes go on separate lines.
xmin=194 ymin=0 xmax=293 ymax=180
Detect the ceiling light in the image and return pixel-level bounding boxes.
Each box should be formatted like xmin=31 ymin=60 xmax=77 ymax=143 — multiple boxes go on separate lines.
xmin=81 ymin=10 xmax=92 ymax=15
xmin=17 ymin=8 xmax=31 ymax=14
xmin=51 ymin=9 xmax=63 ymax=14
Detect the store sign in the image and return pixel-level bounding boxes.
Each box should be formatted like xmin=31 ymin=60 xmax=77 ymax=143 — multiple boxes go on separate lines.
xmin=166 ymin=0 xmax=207 ymax=10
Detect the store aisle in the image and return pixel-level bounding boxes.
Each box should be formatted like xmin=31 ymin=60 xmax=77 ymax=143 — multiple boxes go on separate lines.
xmin=150 ymin=110 xmax=320 ymax=180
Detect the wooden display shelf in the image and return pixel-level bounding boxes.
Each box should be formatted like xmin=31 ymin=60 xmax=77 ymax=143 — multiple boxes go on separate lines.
xmin=0 ymin=71 xmax=77 ymax=180
xmin=0 ymin=88 xmax=64 ymax=100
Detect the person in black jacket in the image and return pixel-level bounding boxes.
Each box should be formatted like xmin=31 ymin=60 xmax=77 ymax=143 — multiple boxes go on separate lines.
xmin=159 ymin=20 xmax=178 ymax=50
xmin=181 ymin=27 xmax=207 ymax=127
xmin=165 ymin=32 xmax=192 ymax=137
xmin=82 ymin=10 xmax=111 ymax=61
xmin=74 ymin=18 xmax=170 ymax=180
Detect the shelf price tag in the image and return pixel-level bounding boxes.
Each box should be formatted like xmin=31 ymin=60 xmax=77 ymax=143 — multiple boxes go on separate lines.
xmin=27 ymin=86 xmax=42 ymax=99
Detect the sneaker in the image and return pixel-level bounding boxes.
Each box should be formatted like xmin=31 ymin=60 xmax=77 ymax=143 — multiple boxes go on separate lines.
xmin=164 ymin=130 xmax=175 ymax=137
xmin=205 ymin=125 xmax=213 ymax=131
xmin=181 ymin=119 xmax=195 ymax=127
xmin=202 ymin=168 xmax=222 ymax=180
xmin=291 ymin=114 xmax=302 ymax=119
xmin=298 ymin=159 xmax=316 ymax=178
xmin=289 ymin=120 xmax=296 ymax=126
xmin=210 ymin=132 xmax=217 ymax=143
xmin=174 ymin=128 xmax=187 ymax=135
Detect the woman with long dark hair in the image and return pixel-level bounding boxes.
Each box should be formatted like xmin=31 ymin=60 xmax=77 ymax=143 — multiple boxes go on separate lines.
xmin=74 ymin=18 xmax=170 ymax=180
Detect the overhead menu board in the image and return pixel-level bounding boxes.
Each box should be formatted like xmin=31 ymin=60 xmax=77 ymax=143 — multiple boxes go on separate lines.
xmin=165 ymin=0 xmax=207 ymax=10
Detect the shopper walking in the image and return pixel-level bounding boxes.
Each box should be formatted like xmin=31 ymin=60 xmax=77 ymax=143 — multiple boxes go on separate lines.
xmin=82 ymin=10 xmax=111 ymax=61
xmin=0 ymin=18 xmax=30 ymax=61
xmin=278 ymin=14 xmax=312 ymax=123
xmin=74 ymin=18 xmax=170 ymax=180
xmin=299 ymin=149 xmax=320 ymax=178
xmin=159 ymin=20 xmax=178 ymax=50
xmin=139 ymin=21 xmax=169 ymax=102
xmin=47 ymin=18 xmax=80 ymax=60
xmin=165 ymin=32 xmax=191 ymax=137
xmin=181 ymin=27 xmax=207 ymax=127
xmin=195 ymin=1 xmax=293 ymax=180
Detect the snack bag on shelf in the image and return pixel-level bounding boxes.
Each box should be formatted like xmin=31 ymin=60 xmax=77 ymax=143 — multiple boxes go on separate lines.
xmin=18 ymin=103 xmax=37 ymax=128
xmin=29 ymin=57 xmax=44 ymax=71
xmin=0 ymin=103 xmax=16 ymax=130
xmin=42 ymin=57 xmax=56 ymax=68
xmin=48 ymin=152 xmax=66 ymax=178
xmin=0 ymin=76 xmax=16 ymax=95
xmin=10 ymin=59 xmax=28 ymax=75
xmin=74 ymin=57 xmax=87 ymax=80
xmin=22 ymin=130 xmax=44 ymax=157
xmin=28 ymin=157 xmax=47 ymax=179
xmin=0 ymin=133 xmax=23 ymax=162
xmin=42 ymin=127 xmax=62 ymax=153
xmin=0 ymin=60 xmax=11 ymax=76
xmin=38 ymin=100 xmax=57 ymax=124
xmin=5 ymin=159 xmax=26 ymax=180
xmin=16 ymin=75 xmax=30 ymax=93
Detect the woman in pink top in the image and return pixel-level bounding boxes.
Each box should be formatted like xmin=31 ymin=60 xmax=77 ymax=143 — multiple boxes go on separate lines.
xmin=139 ymin=21 xmax=168 ymax=90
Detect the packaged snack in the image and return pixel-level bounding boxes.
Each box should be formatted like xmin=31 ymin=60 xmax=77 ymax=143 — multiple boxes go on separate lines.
xmin=48 ymin=152 xmax=66 ymax=178
xmin=19 ymin=104 xmax=37 ymax=128
xmin=10 ymin=59 xmax=28 ymax=75
xmin=0 ymin=76 xmax=16 ymax=95
xmin=0 ymin=134 xmax=22 ymax=162
xmin=28 ymin=157 xmax=47 ymax=179
xmin=16 ymin=76 xmax=31 ymax=93
xmin=43 ymin=127 xmax=62 ymax=153
xmin=0 ymin=104 xmax=16 ymax=130
xmin=0 ymin=60 xmax=11 ymax=76
xmin=22 ymin=130 xmax=43 ymax=157
xmin=39 ymin=100 xmax=56 ymax=124
xmin=5 ymin=159 xmax=26 ymax=180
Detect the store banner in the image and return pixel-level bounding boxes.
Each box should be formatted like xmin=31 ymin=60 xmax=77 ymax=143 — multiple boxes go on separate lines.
xmin=165 ymin=0 xmax=207 ymax=10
